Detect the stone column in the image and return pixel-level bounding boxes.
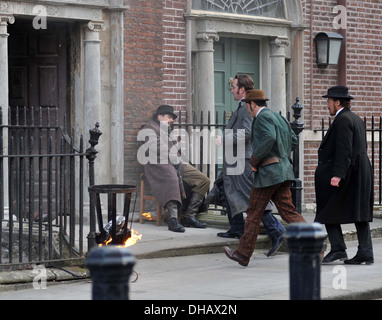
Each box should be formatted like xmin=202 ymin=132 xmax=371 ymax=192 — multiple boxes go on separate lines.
xmin=0 ymin=14 xmax=15 ymax=217
xmin=196 ymin=31 xmax=219 ymax=116
xmin=109 ymin=9 xmax=124 ymax=185
xmin=195 ymin=31 xmax=219 ymax=181
xmin=270 ymin=37 xmax=290 ymax=115
xmin=84 ymin=21 xmax=104 ymax=135
xmin=0 ymin=14 xmax=14 ymax=122
xmin=84 ymin=21 xmax=106 ymax=183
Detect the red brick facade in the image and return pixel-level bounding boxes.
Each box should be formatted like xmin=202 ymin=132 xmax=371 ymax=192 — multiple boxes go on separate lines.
xmin=301 ymin=0 xmax=382 ymax=204
xmin=123 ymin=0 xmax=382 ymax=206
xmin=123 ymin=0 xmax=187 ymax=185
xmin=163 ymin=0 xmax=188 ymax=109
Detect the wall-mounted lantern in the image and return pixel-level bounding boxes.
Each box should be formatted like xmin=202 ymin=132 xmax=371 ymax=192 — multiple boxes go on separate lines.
xmin=314 ymin=32 xmax=343 ymax=68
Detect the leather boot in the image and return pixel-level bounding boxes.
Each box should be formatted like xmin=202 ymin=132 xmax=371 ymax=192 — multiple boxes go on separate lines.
xmin=164 ymin=201 xmax=185 ymax=233
xmin=182 ymin=193 xmax=207 ymax=228
xmin=168 ymin=218 xmax=185 ymax=233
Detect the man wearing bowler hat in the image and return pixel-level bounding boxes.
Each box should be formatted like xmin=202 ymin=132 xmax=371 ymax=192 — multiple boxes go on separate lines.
xmin=224 ymin=89 xmax=306 ymax=267
xmin=315 ymin=86 xmax=374 ymax=264
xmin=140 ymin=105 xmax=210 ymax=233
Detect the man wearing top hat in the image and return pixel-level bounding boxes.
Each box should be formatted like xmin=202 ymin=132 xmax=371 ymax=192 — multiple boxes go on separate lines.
xmin=140 ymin=105 xmax=210 ymax=233
xmin=224 ymin=89 xmax=306 ymax=267
xmin=315 ymin=86 xmax=374 ymax=264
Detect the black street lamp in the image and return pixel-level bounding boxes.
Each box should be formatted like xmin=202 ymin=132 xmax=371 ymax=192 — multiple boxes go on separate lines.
xmin=314 ymin=32 xmax=343 ymax=68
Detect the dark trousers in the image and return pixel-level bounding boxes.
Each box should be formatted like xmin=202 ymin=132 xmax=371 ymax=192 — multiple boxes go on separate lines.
xmin=325 ymin=222 xmax=373 ymax=258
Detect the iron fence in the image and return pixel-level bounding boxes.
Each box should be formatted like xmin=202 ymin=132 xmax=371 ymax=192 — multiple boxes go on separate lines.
xmin=3 ymin=101 xmax=381 ymax=269
xmin=172 ymin=99 xmax=304 ymax=214
xmin=173 ymin=110 xmax=228 ymax=179
xmin=174 ymin=104 xmax=382 ymax=210
xmin=0 ymin=106 xmax=92 ymax=269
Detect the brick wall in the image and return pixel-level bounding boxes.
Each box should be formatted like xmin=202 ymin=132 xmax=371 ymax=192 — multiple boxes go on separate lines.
xmin=124 ymin=0 xmax=165 ymax=185
xmin=301 ymin=0 xmax=382 ymax=206
xmin=122 ymin=0 xmax=382 ymax=206
xmin=163 ymin=0 xmax=188 ymax=110
xmin=123 ymin=0 xmax=187 ymax=185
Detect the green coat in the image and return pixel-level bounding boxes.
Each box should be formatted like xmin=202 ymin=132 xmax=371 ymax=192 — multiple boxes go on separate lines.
xmin=250 ymin=108 xmax=297 ymax=188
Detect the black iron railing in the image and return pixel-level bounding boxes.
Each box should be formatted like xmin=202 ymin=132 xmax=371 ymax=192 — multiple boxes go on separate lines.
xmin=172 ymin=99 xmax=305 ymax=214
xmin=0 ymin=106 xmax=98 ymax=269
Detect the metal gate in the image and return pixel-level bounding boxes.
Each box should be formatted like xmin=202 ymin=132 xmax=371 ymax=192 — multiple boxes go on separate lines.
xmin=0 ymin=106 xmax=98 ymax=269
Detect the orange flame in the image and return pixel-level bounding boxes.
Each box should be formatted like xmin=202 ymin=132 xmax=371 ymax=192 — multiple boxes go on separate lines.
xmin=142 ymin=212 xmax=153 ymax=221
xmin=104 ymin=237 xmax=113 ymax=246
xmin=120 ymin=229 xmax=142 ymax=247
xmin=99 ymin=228 xmax=142 ymax=247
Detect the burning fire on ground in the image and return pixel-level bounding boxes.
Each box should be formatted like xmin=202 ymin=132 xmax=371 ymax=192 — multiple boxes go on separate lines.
xmin=99 ymin=228 xmax=142 ymax=248
xmin=142 ymin=212 xmax=153 ymax=221
xmin=98 ymin=216 xmax=143 ymax=248
xmin=120 ymin=229 xmax=142 ymax=247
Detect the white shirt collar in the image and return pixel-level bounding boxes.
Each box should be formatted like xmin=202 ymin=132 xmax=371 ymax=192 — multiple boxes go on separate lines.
xmin=256 ymin=107 xmax=266 ymax=118
xmin=335 ymin=107 xmax=345 ymax=117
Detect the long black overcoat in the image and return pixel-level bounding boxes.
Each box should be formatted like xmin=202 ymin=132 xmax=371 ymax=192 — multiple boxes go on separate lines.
xmin=314 ymin=108 xmax=373 ymax=224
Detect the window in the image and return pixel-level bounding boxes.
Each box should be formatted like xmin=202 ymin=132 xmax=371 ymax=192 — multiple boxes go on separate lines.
xmin=192 ymin=0 xmax=286 ymax=19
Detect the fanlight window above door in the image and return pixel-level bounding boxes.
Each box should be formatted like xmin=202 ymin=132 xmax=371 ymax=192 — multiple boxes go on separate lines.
xmin=192 ymin=0 xmax=286 ymax=19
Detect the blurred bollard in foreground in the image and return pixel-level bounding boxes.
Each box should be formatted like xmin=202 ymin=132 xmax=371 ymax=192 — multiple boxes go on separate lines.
xmin=286 ymin=223 xmax=327 ymax=300
xmin=86 ymin=246 xmax=136 ymax=300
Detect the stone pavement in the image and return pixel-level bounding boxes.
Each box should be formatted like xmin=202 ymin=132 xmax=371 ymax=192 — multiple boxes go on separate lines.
xmin=0 ymin=212 xmax=381 ymax=300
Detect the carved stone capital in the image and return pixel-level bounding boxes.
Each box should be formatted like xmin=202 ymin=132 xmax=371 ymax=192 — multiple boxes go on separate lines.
xmin=87 ymin=20 xmax=106 ymax=32
xmin=271 ymin=36 xmax=290 ymax=48
xmin=0 ymin=14 xmax=15 ymax=26
xmin=196 ymin=31 xmax=220 ymax=43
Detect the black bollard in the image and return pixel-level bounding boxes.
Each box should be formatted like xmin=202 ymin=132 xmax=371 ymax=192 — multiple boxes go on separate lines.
xmin=286 ymin=223 xmax=327 ymax=300
xmin=86 ymin=246 xmax=136 ymax=300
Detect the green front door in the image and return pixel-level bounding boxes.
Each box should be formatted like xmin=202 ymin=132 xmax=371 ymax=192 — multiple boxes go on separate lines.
xmin=214 ymin=37 xmax=260 ymax=123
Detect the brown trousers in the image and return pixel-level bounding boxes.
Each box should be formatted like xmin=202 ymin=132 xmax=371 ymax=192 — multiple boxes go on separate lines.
xmin=182 ymin=163 xmax=210 ymax=196
xmin=238 ymin=181 xmax=306 ymax=258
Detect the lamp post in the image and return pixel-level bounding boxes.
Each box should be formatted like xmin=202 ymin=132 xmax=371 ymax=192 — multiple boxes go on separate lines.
xmin=86 ymin=123 xmax=102 ymax=250
xmin=314 ymin=32 xmax=343 ymax=68
xmin=290 ymin=98 xmax=304 ymax=215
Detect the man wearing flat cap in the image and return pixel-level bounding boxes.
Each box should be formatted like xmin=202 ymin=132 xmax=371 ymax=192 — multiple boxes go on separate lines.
xmin=140 ymin=105 xmax=210 ymax=233
xmin=315 ymin=86 xmax=374 ymax=265
xmin=224 ymin=89 xmax=306 ymax=267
